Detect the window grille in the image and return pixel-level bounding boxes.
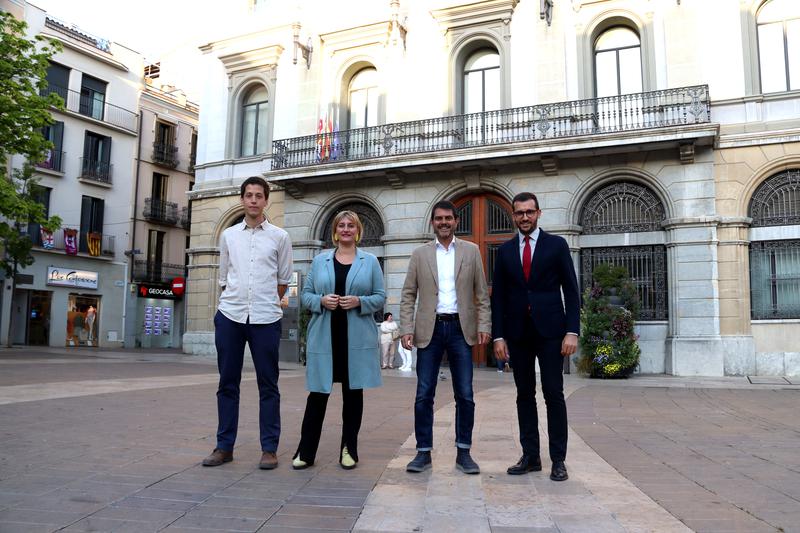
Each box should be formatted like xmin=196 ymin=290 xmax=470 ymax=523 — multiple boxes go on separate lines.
xmin=455 ymin=201 xmax=472 ymax=235
xmin=487 ymin=199 xmax=513 ymax=234
xmin=750 ymin=239 xmax=800 ymax=319
xmin=580 ymin=181 xmax=665 ymax=234
xmin=749 ymin=169 xmax=800 ymax=227
xmin=580 ymin=245 xmax=668 ymax=320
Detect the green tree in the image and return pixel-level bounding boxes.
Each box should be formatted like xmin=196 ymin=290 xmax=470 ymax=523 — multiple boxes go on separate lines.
xmin=1 ymin=11 xmax=63 ymax=344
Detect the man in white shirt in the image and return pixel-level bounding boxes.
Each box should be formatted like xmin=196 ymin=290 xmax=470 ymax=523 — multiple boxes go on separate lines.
xmin=400 ymin=200 xmax=491 ymax=474
xmin=202 ymin=177 xmax=293 ymax=470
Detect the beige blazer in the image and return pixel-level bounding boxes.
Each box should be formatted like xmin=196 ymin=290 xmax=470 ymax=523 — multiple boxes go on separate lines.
xmin=400 ymin=238 xmax=491 ymax=349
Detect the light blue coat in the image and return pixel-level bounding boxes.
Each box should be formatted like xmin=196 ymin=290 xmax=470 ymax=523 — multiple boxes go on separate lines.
xmin=301 ymin=249 xmax=385 ymax=393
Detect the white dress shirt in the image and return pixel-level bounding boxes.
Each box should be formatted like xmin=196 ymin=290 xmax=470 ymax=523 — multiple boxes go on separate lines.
xmin=519 ymin=227 xmax=540 ymax=262
xmin=218 ymin=219 xmax=293 ymax=324
xmin=435 ymin=238 xmax=458 ymax=314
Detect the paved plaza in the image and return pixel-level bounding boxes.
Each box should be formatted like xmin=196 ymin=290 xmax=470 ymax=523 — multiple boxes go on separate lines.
xmin=0 ymin=347 xmax=798 ymax=532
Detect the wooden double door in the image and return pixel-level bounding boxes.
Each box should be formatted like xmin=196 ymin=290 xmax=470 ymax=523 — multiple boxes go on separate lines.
xmin=452 ymin=193 xmax=515 ymax=366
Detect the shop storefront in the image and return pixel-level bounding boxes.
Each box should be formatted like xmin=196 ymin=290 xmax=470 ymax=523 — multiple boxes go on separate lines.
xmin=135 ymin=280 xmax=184 ymax=348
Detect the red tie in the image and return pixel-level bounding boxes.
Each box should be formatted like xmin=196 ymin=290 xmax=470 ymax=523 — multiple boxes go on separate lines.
xmin=522 ymin=236 xmax=532 ymax=281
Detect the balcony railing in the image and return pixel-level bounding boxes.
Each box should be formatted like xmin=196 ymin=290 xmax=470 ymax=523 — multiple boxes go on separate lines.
xmin=42 ymin=84 xmax=137 ymax=133
xmin=35 ymin=150 xmax=65 ymax=172
xmin=143 ymin=197 xmax=179 ymax=225
xmin=79 ymin=157 xmax=113 ymax=184
xmin=132 ymin=260 xmax=186 ymax=283
xmin=272 ymin=85 xmax=711 ymax=170
xmin=152 ymin=142 xmax=179 ymax=168
xmin=31 ymin=225 xmax=114 ymax=257
xmin=180 ymin=206 xmax=191 ymax=230
xmin=188 ymin=151 xmax=197 ymax=174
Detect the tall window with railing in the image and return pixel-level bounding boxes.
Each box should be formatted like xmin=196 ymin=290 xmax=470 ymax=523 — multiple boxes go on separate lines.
xmin=240 ymin=85 xmax=269 ymax=157
xmin=749 ymin=169 xmax=800 ymax=319
xmin=79 ymin=74 xmax=106 ymax=121
xmin=579 ymin=181 xmax=668 ymax=320
xmin=594 ymin=26 xmax=642 ymax=97
xmin=463 ymin=48 xmax=500 ymax=114
xmin=757 ymin=0 xmax=800 ymax=93
xmin=81 ymin=131 xmax=112 ymax=183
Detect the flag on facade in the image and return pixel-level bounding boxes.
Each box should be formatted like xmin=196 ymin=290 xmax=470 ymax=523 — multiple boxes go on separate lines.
xmin=40 ymin=228 xmax=54 ymax=249
xmin=87 ymin=232 xmax=101 ymax=256
xmin=64 ymin=228 xmax=78 ymax=255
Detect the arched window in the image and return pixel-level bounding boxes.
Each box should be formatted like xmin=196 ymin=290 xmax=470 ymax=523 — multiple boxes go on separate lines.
xmin=594 ymin=26 xmax=642 ymax=97
xmin=463 ymin=48 xmax=500 ymax=114
xmin=321 ymin=202 xmax=384 ymax=248
xmin=240 ymin=85 xmax=269 ymax=157
xmin=579 ymin=181 xmax=667 ymax=320
xmin=757 ymin=0 xmax=800 ymax=93
xmin=748 ymin=170 xmax=800 ymax=318
xmin=348 ymin=68 xmax=379 ymax=129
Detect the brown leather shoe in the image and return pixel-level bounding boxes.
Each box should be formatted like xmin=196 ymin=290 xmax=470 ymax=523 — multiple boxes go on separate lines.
xmin=202 ymin=448 xmax=232 ymax=467
xmin=259 ymin=451 xmax=278 ymax=470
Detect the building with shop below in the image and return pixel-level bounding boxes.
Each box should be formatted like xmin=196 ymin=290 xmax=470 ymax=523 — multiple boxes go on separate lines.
xmin=1 ymin=2 xmax=141 ymax=348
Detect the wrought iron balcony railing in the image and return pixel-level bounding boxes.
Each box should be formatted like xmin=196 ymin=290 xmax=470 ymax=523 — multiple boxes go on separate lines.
xmin=79 ymin=157 xmax=113 ymax=184
xmin=35 ymin=150 xmax=65 ymax=172
xmin=272 ymin=85 xmax=711 ymax=170
xmin=188 ymin=151 xmax=197 ymax=174
xmin=152 ymin=142 xmax=179 ymax=168
xmin=42 ymin=84 xmax=138 ymax=133
xmin=31 ymin=225 xmax=114 ymax=257
xmin=132 ymin=260 xmax=186 ymax=283
xmin=143 ymin=198 xmax=179 ymax=225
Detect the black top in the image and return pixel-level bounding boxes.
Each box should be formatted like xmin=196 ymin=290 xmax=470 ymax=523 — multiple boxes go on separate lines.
xmin=331 ymin=256 xmax=351 ymax=384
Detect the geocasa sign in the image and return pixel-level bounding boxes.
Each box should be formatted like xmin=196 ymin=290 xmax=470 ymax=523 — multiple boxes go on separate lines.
xmin=46 ymin=267 xmax=99 ymax=289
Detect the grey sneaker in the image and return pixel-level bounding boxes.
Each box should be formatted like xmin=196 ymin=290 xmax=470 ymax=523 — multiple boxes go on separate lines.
xmin=406 ymin=451 xmax=432 ymax=473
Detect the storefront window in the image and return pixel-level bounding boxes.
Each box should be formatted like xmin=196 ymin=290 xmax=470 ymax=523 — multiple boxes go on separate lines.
xmin=66 ymin=294 xmax=100 ymax=347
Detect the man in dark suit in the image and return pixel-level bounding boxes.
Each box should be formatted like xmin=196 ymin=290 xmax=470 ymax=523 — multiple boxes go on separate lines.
xmin=491 ymin=192 xmax=580 ymax=481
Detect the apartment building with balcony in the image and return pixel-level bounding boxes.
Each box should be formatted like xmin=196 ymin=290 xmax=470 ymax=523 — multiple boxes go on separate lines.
xmin=126 ymin=82 xmax=198 ymax=349
xmin=186 ymin=0 xmax=800 ymax=377
xmin=0 ymin=2 xmax=141 ymax=348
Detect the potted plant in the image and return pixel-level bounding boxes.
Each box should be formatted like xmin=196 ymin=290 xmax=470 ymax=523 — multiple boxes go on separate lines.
xmin=578 ymin=263 xmax=641 ymax=378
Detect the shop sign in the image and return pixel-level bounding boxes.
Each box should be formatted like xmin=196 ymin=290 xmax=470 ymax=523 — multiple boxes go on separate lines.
xmin=138 ymin=284 xmax=179 ymax=300
xmin=47 ymin=267 xmax=98 ymax=289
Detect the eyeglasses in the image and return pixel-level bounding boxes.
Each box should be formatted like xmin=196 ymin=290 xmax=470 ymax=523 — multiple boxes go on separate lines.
xmin=512 ymin=209 xmax=539 ymax=218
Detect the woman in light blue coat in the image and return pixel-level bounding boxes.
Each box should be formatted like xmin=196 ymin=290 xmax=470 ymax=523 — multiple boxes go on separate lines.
xmin=293 ymin=210 xmax=385 ymax=470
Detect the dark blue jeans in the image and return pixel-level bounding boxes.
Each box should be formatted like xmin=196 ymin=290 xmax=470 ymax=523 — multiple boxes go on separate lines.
xmin=214 ymin=311 xmax=281 ymax=453
xmin=414 ymin=319 xmax=475 ymax=451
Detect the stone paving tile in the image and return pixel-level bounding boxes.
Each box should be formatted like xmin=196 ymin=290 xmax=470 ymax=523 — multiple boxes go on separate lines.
xmin=0 ymin=508 xmax=87 ymax=526
xmin=91 ymin=505 xmax=186 ymax=524
xmin=352 ymin=505 xmax=425 ymax=532
xmin=550 ymin=512 xmax=626 ymax=533
xmin=169 ymin=513 xmax=266 ymax=531
xmin=267 ymin=513 xmax=358 ymax=530
xmin=186 ymin=503 xmax=280 ymax=519
xmin=0 ymin=522 xmax=55 ymax=532
xmin=278 ymin=503 xmax=362 ymax=518
xmin=61 ymin=516 xmax=163 ymax=532
xmin=112 ymin=495 xmax=199 ymax=511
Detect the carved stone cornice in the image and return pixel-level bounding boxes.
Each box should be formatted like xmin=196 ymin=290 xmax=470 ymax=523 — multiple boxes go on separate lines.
xmin=320 ymin=21 xmax=396 ymax=55
xmin=430 ymin=0 xmax=519 ymax=34
xmin=217 ymin=44 xmax=285 ymax=76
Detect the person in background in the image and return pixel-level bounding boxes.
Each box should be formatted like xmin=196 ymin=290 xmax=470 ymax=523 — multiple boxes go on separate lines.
xmin=379 ymin=312 xmax=399 ymax=369
xmin=293 ymin=210 xmax=385 ymax=470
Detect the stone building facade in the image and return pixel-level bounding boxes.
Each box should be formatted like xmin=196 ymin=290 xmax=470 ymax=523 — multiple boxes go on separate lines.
xmin=186 ymin=0 xmax=800 ymax=376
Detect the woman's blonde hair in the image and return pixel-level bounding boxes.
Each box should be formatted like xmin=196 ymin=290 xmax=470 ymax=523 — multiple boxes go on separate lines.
xmin=331 ymin=210 xmax=363 ymax=244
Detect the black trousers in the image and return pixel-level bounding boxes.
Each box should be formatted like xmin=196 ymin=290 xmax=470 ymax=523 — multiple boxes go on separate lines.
xmin=295 ymin=385 xmax=363 ymax=464
xmin=507 ymin=316 xmax=568 ymax=462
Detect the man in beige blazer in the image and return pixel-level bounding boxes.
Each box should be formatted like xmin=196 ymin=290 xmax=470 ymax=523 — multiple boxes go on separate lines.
xmin=400 ymin=200 xmax=491 ymax=474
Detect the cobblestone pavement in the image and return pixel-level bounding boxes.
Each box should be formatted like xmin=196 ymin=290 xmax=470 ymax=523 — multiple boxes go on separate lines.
xmin=1 ymin=347 xmax=798 ymax=532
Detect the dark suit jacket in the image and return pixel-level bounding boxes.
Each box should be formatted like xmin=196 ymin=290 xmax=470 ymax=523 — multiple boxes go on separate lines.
xmin=491 ymin=230 xmax=581 ymax=341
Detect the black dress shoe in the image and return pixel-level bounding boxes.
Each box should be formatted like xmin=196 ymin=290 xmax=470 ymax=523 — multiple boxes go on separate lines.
xmin=550 ymin=460 xmax=568 ymax=481
xmin=506 ymin=454 xmax=542 ymax=475
xmin=406 ymin=451 xmax=432 ymax=473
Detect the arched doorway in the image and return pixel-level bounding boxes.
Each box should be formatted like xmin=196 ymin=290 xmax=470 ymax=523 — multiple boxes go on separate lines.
xmin=453 ymin=192 xmax=515 ymax=366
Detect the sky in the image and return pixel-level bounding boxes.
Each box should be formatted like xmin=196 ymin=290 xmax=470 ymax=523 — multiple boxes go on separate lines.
xmin=29 ymin=0 xmax=221 ymax=60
